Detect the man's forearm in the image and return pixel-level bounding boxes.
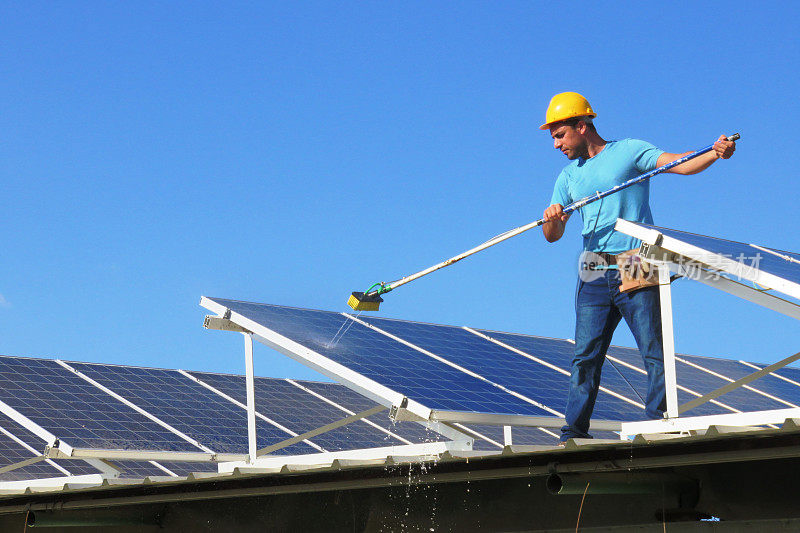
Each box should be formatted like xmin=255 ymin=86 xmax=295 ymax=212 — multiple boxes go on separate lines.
xmin=543 ymin=219 xmax=566 ymax=242
xmin=660 ymin=135 xmax=736 ymax=175
xmin=661 ymin=150 xmax=718 ymax=175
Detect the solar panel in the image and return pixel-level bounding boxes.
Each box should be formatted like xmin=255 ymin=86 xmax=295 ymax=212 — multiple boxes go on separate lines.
xmin=68 ymin=362 xmax=316 ymax=455
xmin=204 ymin=297 xmax=800 ymax=440
xmin=0 ymin=411 xmax=101 ymax=480
xmin=605 ymin=346 xmax=738 ymax=417
xmin=0 ymin=400 xmax=217 ymax=479
xmin=476 ymin=330 xmax=728 ymax=418
xmin=606 ymin=348 xmax=793 ymax=413
xmin=187 ymin=372 xmax=410 ymax=452
xmin=0 ymin=357 xmax=198 ymax=452
xmin=107 ymin=461 xmax=182 ymax=478
xmin=0 ymin=417 xmax=200 ymax=481
xmin=200 ymin=299 xmax=668 ymax=432
xmin=201 ymin=298 xmax=549 ymax=418
xmin=675 ymin=355 xmax=799 ymax=409
xmin=360 ymin=316 xmax=643 ymax=422
xmin=615 ymin=221 xmax=800 ymax=299
xmin=742 ymin=363 xmax=800 ymax=396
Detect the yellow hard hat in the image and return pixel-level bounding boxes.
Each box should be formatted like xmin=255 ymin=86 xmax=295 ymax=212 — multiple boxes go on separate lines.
xmin=539 ymin=92 xmax=597 ymax=130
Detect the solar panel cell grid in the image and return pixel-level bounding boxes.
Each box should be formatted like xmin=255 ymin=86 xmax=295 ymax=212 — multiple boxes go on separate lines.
xmin=461 ymin=424 xmax=555 ymax=447
xmin=209 ymin=299 xmax=778 ymax=425
xmin=360 ymin=317 xmax=566 ymax=411
xmin=602 ymin=346 xmax=732 ymax=417
xmin=208 ymin=299 xmax=550 ymax=416
xmin=677 ymin=355 xmax=800 ymax=408
xmin=188 ymin=372 xmax=408 ymax=452
xmin=476 ymin=331 xmax=664 ymax=420
xmin=764 ymin=366 xmax=800 ymax=388
xmin=111 ymin=461 xmax=179 ymax=478
xmin=0 ymin=357 xmax=197 ymax=452
xmin=68 ymin=363 xmax=316 ymax=456
xmin=606 ymin=348 xmax=789 ymax=413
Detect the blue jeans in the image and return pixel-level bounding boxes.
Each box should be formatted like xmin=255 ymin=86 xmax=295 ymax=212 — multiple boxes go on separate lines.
xmin=561 ymin=269 xmax=666 ymax=441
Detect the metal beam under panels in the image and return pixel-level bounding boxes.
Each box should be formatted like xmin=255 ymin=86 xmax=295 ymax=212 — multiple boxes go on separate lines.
xmin=620 ymin=407 xmax=800 ymax=438
xmin=256 ymin=405 xmax=388 ymax=456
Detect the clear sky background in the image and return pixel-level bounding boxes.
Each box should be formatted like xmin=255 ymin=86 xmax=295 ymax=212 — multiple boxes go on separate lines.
xmin=1 ymin=3 xmax=798 ymax=381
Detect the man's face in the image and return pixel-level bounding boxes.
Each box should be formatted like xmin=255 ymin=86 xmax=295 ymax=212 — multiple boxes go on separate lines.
xmin=549 ymin=122 xmax=587 ymax=160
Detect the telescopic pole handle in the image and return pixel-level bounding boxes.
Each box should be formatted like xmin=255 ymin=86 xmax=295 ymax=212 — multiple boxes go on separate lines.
xmin=372 ymin=132 xmax=741 ymax=297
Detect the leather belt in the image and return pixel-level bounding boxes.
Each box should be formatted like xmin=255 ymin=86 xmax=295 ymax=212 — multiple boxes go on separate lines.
xmin=596 ymin=252 xmax=620 ymax=265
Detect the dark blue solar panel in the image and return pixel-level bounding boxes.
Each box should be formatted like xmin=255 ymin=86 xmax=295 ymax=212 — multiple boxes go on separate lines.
xmin=606 ymin=348 xmax=789 ymax=413
xmin=361 ymin=317 xmax=645 ymax=423
xmin=206 ymin=299 xmax=548 ymax=416
xmin=0 ymin=396 xmax=239 ymax=480
xmin=677 ymin=355 xmax=800 ymax=408
xmin=104 ymin=460 xmax=217 ymax=478
xmin=602 ymin=345 xmax=731 ymax=417
xmin=187 ymin=372 xmax=408 ymax=452
xmin=0 ymin=357 xmax=198 ymax=452
xmin=638 ymin=224 xmax=800 ymax=290
xmin=476 ymin=330 xmax=728 ymax=419
xmin=765 ymin=365 xmax=800 ymax=388
xmin=68 ymin=363 xmax=316 ymax=456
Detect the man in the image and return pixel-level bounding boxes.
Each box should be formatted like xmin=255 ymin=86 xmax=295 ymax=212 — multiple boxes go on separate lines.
xmin=540 ymin=92 xmax=735 ymax=442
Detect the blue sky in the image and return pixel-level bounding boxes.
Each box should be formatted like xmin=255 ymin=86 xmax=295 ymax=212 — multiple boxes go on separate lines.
xmin=1 ymin=2 xmax=798 ymax=380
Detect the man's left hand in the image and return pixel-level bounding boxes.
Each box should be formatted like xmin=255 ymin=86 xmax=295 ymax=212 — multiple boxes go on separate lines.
xmin=713 ymin=134 xmax=736 ymax=159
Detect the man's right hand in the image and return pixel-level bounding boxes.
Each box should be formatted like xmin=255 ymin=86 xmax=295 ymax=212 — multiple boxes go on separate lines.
xmin=542 ymin=203 xmax=569 ymax=242
xmin=543 ymin=204 xmax=569 ymax=223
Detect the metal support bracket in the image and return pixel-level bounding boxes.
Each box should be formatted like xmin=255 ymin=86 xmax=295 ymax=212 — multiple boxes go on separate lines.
xmin=256 ymin=405 xmax=388 ymax=456
xmin=45 ymin=446 xmax=248 ymax=463
xmin=639 ymin=242 xmax=680 ymax=264
xmin=389 ymin=397 xmax=426 ymax=422
xmin=0 ymin=455 xmax=46 ymax=475
xmin=204 ymin=316 xmax=252 ymax=333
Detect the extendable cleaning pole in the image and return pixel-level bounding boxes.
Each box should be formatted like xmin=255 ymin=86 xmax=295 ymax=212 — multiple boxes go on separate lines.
xmin=348 ymin=133 xmax=740 ymax=311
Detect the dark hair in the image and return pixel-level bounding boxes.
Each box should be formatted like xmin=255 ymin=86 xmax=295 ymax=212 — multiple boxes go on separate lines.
xmin=564 ymin=116 xmax=596 ymax=132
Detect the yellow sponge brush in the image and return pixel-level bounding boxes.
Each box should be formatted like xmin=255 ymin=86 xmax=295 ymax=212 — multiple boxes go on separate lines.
xmin=347 ymin=291 xmax=383 ymax=311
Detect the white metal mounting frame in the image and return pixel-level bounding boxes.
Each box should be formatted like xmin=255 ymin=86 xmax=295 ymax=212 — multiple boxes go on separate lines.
xmin=615 ymin=218 xmax=800 ymax=436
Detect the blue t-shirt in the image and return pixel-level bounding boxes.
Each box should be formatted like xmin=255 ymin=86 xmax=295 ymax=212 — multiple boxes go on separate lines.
xmin=550 ymin=138 xmax=664 ymax=254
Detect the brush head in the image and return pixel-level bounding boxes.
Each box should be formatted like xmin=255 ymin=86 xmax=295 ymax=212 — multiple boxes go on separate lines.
xmin=347 ymin=291 xmax=383 ymax=311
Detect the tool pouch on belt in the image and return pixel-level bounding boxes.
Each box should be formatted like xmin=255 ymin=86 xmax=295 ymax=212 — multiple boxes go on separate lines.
xmin=616 ymin=249 xmax=659 ymax=293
